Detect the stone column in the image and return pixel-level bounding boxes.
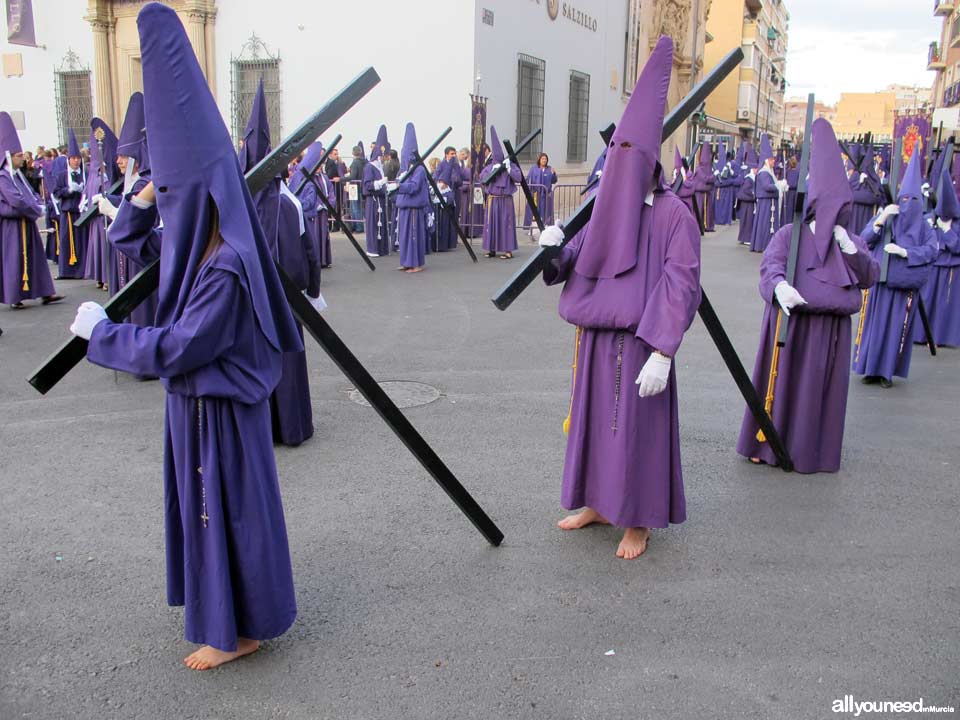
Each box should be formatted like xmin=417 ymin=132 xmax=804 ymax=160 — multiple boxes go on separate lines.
xmin=89 ymin=17 xmax=115 ymax=128
xmin=204 ymin=5 xmax=218 ymax=97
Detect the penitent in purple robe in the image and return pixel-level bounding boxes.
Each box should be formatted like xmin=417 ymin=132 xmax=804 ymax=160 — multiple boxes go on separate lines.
xmin=432 ymin=157 xmax=460 ymax=252
xmin=362 ymin=160 xmax=390 ymax=255
xmin=51 ymin=157 xmax=89 ymax=278
xmin=107 ymin=177 xmax=160 ymax=329
xmin=523 ymin=164 xmax=558 ymax=227
xmin=692 ymin=149 xmax=716 ymax=232
xmin=85 ymin=3 xmax=301 ymax=652
xmin=736 ymin=173 xmax=756 ymax=245
xmin=913 ymin=167 xmax=960 ymax=347
xmin=853 ymin=150 xmax=938 ymax=382
xmin=0 ymin=159 xmax=57 ymax=303
xmin=782 ymin=165 xmax=799 ymax=224
xmin=750 ymin=168 xmax=780 ymax=252
xmin=458 ymin=162 xmax=484 ymax=238
xmin=479 ymin=126 xmax=521 ymax=255
xmin=544 ymin=37 xmax=701 ymax=529
xmin=42 ymin=157 xmax=62 ymax=262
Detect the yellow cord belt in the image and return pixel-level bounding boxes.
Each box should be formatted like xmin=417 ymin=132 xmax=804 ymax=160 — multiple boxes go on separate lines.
xmin=854 ymin=289 xmax=869 ymax=362
xmin=756 ymin=310 xmax=783 ymax=443
xmin=563 ymin=327 xmax=582 ymax=434
xmin=21 ymin=219 xmax=29 ymax=291
xmin=67 ymin=211 xmax=77 ymax=265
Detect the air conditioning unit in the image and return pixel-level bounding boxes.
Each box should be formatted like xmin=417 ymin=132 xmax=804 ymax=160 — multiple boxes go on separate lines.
xmin=738 ymin=109 xmax=751 ymax=120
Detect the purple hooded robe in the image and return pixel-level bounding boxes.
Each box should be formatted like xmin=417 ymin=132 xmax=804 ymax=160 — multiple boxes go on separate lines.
xmin=913 ymin=167 xmax=960 ymax=346
xmin=750 ymin=134 xmax=780 ymax=253
xmin=542 ymin=37 xmax=701 ymax=528
xmin=0 ymin=111 xmax=57 ymax=304
xmin=395 ymin=123 xmax=430 ymax=269
xmin=479 ymin=126 xmax=522 ymax=255
xmin=82 ymin=117 xmax=119 ymax=286
xmin=83 ymin=3 xmax=302 ymax=652
xmin=523 ymin=162 xmax=558 ymax=228
xmin=362 ymin=125 xmax=391 ymax=256
xmin=736 ymin=119 xmax=880 ymax=472
xmin=51 ymin=128 xmax=89 ymax=278
xmin=853 ymin=147 xmax=939 ymax=382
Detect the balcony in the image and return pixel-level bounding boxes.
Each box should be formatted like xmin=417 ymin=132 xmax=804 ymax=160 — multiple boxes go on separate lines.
xmin=934 ymin=0 xmax=954 ymax=16
xmin=943 ymin=81 xmax=960 ymax=107
xmin=929 ymin=41 xmax=946 ymax=69
xmin=952 ymin=14 xmax=960 ymax=48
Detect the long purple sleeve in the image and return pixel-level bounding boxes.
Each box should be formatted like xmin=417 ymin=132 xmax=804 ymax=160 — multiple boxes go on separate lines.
xmin=543 ymin=231 xmax=586 ymax=286
xmin=906 ymin=222 xmax=938 ymax=267
xmin=108 ymin=200 xmax=161 ymax=264
xmin=0 ymin=173 xmax=43 ymax=219
xmin=88 ymin=267 xmax=239 ymax=378
xmin=634 ymin=203 xmax=701 ymax=356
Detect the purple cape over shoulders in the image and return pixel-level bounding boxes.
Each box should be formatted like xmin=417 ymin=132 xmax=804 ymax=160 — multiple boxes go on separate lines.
xmin=0 ymin=170 xmax=56 ymax=302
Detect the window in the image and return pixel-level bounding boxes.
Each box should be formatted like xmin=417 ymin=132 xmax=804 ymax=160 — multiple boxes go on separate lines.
xmin=622 ymin=0 xmax=642 ymax=95
xmin=54 ymin=65 xmax=92 ymax=146
xmin=516 ymin=53 xmax=545 ymax=162
xmin=230 ymin=35 xmax=282 ymax=148
xmin=567 ymin=71 xmax=590 ymax=164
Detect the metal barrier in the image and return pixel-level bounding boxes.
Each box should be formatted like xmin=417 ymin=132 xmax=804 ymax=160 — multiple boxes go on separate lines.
xmin=513 ymin=183 xmax=587 ymax=233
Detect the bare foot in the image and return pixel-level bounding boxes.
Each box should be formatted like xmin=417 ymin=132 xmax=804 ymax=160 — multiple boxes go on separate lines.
xmin=616 ymin=527 xmax=651 ymax=560
xmin=557 ymin=507 xmax=610 ymax=530
xmin=183 ymin=638 xmax=260 ymax=671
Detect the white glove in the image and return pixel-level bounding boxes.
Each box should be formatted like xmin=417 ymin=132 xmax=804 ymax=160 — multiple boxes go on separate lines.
xmin=538 ymin=224 xmax=565 ymax=247
xmin=774 ymin=280 xmax=807 ymax=316
xmin=833 ymin=225 xmax=857 ymax=254
xmin=884 ymin=242 xmax=908 ymax=258
xmin=503 ymin=159 xmax=511 ymax=172
xmin=427 ymin=212 xmax=435 ymax=229
xmin=921 ymin=182 xmax=931 ymax=198
xmin=635 ymin=352 xmax=671 ymax=398
xmin=937 ymin=217 xmax=953 ymax=232
xmin=306 ymin=292 xmax=327 ymax=313
xmin=386 ymin=182 xmax=398 ymax=192
xmin=98 ymin=195 xmax=118 ymax=220
xmin=859 ymin=173 xmax=868 ymax=184
xmin=875 ymin=204 xmax=899 ymax=226
xmin=69 ymin=301 xmax=108 ymax=340
xmin=595 ymin=169 xmax=602 ymax=178
xmin=373 ymin=178 xmax=386 ymax=190
xmin=91 ymin=193 xmax=103 ymax=204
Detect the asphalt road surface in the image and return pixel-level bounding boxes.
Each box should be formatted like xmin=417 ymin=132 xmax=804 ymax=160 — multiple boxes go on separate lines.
xmin=1 ymin=223 xmax=957 ymax=719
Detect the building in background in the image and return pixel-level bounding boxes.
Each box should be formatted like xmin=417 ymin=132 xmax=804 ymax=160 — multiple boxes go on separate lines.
xmin=929 ymin=0 xmax=960 ymax=128
xmin=782 ymin=97 xmax=835 ymax=146
xmin=702 ymin=0 xmax=789 ymax=148
xmin=832 ymin=91 xmax=897 ymax=142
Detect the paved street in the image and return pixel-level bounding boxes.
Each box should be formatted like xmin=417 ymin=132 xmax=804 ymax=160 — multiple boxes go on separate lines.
xmin=1 ymin=223 xmax=957 ymax=720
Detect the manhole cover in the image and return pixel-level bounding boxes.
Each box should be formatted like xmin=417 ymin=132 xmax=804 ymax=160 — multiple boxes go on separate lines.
xmin=347 ymin=381 xmax=441 ymax=409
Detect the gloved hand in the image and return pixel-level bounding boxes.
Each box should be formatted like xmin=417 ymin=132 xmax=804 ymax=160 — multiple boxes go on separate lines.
xmin=876 ymin=204 xmax=899 ymax=226
xmin=98 ymin=195 xmax=118 ymax=220
xmin=538 ymin=224 xmax=565 ymax=247
xmin=595 ymin=169 xmax=602 ymax=178
xmin=937 ymin=217 xmax=953 ymax=232
xmin=921 ymin=182 xmax=931 ymax=198
xmin=373 ymin=178 xmax=386 ymax=190
xmin=833 ymin=225 xmax=857 ymax=254
xmin=884 ymin=242 xmax=908 ymax=258
xmin=859 ymin=173 xmax=868 ymax=184
xmin=774 ymin=280 xmax=807 ymax=316
xmin=91 ymin=193 xmax=103 ymax=205
xmin=503 ymin=159 xmax=511 ymax=172
xmin=386 ymin=182 xmax=398 ymax=193
xmin=306 ymin=292 xmax=327 ymax=313
xmin=69 ymin=301 xmax=108 ymax=340
xmin=635 ymin=352 xmax=671 ymax=398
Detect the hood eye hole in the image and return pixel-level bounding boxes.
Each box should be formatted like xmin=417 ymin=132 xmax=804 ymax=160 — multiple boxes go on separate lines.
xmin=620 ymin=142 xmax=632 ymax=148
xmin=158 ymin=186 xmax=168 ymax=193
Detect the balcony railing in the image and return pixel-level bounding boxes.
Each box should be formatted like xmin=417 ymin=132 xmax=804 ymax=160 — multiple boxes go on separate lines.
xmin=934 ymin=0 xmax=955 ymax=16
xmin=943 ymin=80 xmax=960 ymax=107
xmin=952 ymin=14 xmax=960 ymax=48
xmin=929 ymin=41 xmax=946 ymax=69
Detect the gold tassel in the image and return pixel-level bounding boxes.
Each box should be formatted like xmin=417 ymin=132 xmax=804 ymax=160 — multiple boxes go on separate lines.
xmin=21 ymin=219 xmax=29 ymax=291
xmin=53 ymin=219 xmax=60 ymax=255
xmin=67 ymin=212 xmax=77 ymax=265
xmin=854 ymin=289 xmax=869 ymax=363
xmin=756 ymin=310 xmax=783 ymax=443
xmin=562 ymin=327 xmax=582 ymax=434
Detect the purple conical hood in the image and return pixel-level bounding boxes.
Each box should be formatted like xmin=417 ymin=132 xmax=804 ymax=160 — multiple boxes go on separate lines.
xmin=714 ymin=142 xmax=726 ymax=172
xmin=758 ymin=134 xmax=773 ymax=166
xmin=238 ymin=78 xmax=271 ymax=173
xmin=137 ymin=2 xmax=300 ymax=356
xmin=892 ymin=144 xmax=925 ymax=251
xmin=746 ymin=144 xmax=759 ymax=169
xmin=299 ymin=141 xmax=324 ymax=175
xmin=357 ymin=139 xmax=365 ymax=160
xmin=0 ymin=111 xmax=22 ymax=160
xmin=803 ymin=119 xmax=856 ymax=286
xmin=371 ymin=125 xmax=389 ymax=161
xmin=67 ymin=128 xmax=81 ymax=158
xmin=488 ymin=125 xmax=505 ymax=165
xmin=674 ymin=145 xmax=682 ymax=172
xmin=116 ymin=92 xmax=149 ymax=172
xmin=84 ymin=117 xmax=119 ymax=197
xmin=936 ymin=166 xmax=960 ymax=220
xmin=400 ymin=122 xmax=418 ymax=167
xmin=698 ymin=144 xmax=712 ymax=171
xmin=574 ymin=35 xmax=672 ymax=280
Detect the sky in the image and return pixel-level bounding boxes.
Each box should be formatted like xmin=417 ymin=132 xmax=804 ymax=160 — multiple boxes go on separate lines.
xmin=784 ymin=0 xmax=944 ymax=104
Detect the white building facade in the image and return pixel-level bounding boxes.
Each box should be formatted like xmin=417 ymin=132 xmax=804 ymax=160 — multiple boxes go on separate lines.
xmin=2 ymin=0 xmax=645 ymax=178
